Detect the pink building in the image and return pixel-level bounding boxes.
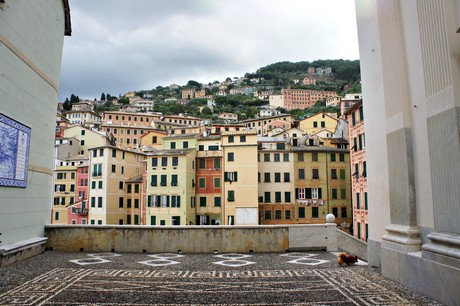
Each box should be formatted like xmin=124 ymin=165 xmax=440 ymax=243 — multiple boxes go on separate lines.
xmin=68 ymin=163 xmax=89 ymax=224
xmin=344 ymin=100 xmax=367 ymax=241
xmin=282 ymin=89 xmax=338 ymax=111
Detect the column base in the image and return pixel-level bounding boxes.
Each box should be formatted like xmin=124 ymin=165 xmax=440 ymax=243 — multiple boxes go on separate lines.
xmin=422 ymin=231 xmax=460 ymax=269
xmin=382 ymin=224 xmax=421 ymax=253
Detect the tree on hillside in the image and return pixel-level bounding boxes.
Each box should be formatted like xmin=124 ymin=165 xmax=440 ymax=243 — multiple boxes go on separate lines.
xmin=118 ymin=97 xmax=129 ymax=105
xmin=187 ymin=80 xmax=202 ymax=88
xmin=63 ymin=98 xmax=71 ymax=111
xmin=101 ymin=93 xmax=106 ymax=101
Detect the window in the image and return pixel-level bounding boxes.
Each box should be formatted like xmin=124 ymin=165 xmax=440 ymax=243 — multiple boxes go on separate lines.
xmin=111 ymin=165 xmax=116 ymax=173
xmin=160 ymin=175 xmax=167 ymax=186
xmin=55 ymin=212 xmax=59 ymax=220
xmin=331 ymin=169 xmax=337 ymax=179
xmin=81 ymin=130 xmax=86 ymax=136
xmin=135 ymin=184 xmax=139 ymax=193
xmin=264 ymin=210 xmax=272 ymax=220
xmin=152 ymin=136 xmax=157 ymax=144
xmin=228 ymin=190 xmax=235 ymax=202
xmin=214 ymin=158 xmax=220 ymax=169
xmin=227 ymin=152 xmax=234 ymax=162
xmin=332 ymin=189 xmax=338 ymax=199
xmin=228 ymin=135 xmax=234 ymax=143
xmin=340 ymin=169 xmax=346 ymax=180
xmin=127 ymin=199 xmax=132 ymax=208
xmin=264 ymin=153 xmax=270 ymax=162
xmin=200 ymin=197 xmax=207 ymax=207
xmin=199 ymin=158 xmax=206 ymax=169
xmin=198 ymin=145 xmax=204 ymax=151
xmin=298 ymin=207 xmax=305 ymax=218
xmin=298 ymin=169 xmax=305 ymax=180
xmin=359 ymin=107 xmax=364 ymax=121
xmin=311 ymin=188 xmax=321 ymax=199
xmin=214 ymin=177 xmax=221 ymax=188
xmin=330 ymin=154 xmax=336 ymax=162
xmin=264 ymin=172 xmax=271 ymax=182
xmin=99 ymin=149 xmax=104 ymax=157
xmin=171 ymin=195 xmax=180 ymax=207
xmin=209 ymin=145 xmax=219 ymax=151
xmin=356 ymin=192 xmax=361 ymax=209
xmin=313 ymin=121 xmax=318 ymax=128
xmin=127 ymin=184 xmax=132 ymax=193
xmin=98 ymin=181 xmax=102 ymax=189
xmin=170 ymin=142 xmax=176 ymax=149
xmin=284 ymin=192 xmax=291 ymax=203
xmin=284 ymin=172 xmax=290 ymax=182
xmin=298 ymin=153 xmax=304 ymax=162
xmin=312 ymin=207 xmax=319 ymax=218
xmin=171 ymin=175 xmax=178 ymax=186
xmin=285 ymin=210 xmax=291 ymax=219
xmin=275 ymin=192 xmax=282 ymax=203
xmin=91 ymin=181 xmax=96 ymax=189
xmin=91 ymin=197 xmax=96 ymax=208
xmin=274 ymin=172 xmax=280 ymax=182
xmin=321 ymin=121 xmax=325 ymax=128
xmin=332 ymin=207 xmax=338 ymax=218
xmin=97 ymin=197 xmax=102 ymax=208
xmin=283 ymin=153 xmax=289 ymax=162
xmin=341 ymin=188 xmax=346 ymax=199
xmin=274 ymin=153 xmax=280 ymax=162
xmin=199 ymin=177 xmax=206 ymax=188
xmin=161 ymin=157 xmax=167 ymax=167
xmin=312 ymin=153 xmax=318 ymax=162
xmin=183 ymin=141 xmax=188 ymax=148
xmin=365 ymin=192 xmax=368 ymax=210
xmin=362 ymin=161 xmax=367 ymax=177
xmin=172 ymin=157 xmax=178 ymax=166
xmin=214 ymin=196 xmax=221 ymax=207
xmin=93 ymin=150 xmax=97 ymax=158
xmin=276 ymin=143 xmax=285 ymax=150
xmin=339 ymin=153 xmax=345 ymax=162
xmin=240 ymin=135 xmax=246 ymax=142
xmin=352 ymin=112 xmax=356 ymax=126
xmin=224 ymin=172 xmax=238 ymax=182
xmin=312 ymin=169 xmax=319 ymax=179
xmin=341 ymin=207 xmax=347 ymax=218
xmin=119 ymin=197 xmax=124 ymax=208
xmin=264 ymin=192 xmax=271 ymax=203
xmin=152 ymin=158 xmax=158 ymax=167
xmin=275 ymin=210 xmax=282 ymax=219
xmin=353 ymin=137 xmax=358 ymax=152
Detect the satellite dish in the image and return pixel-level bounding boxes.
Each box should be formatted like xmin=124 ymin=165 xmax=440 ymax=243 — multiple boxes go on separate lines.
xmin=202 ymin=131 xmax=208 ymax=137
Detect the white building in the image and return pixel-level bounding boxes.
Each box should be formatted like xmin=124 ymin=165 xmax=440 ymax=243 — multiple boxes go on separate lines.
xmin=0 ymin=0 xmax=71 ymax=265
xmin=356 ymin=1 xmax=460 ymax=304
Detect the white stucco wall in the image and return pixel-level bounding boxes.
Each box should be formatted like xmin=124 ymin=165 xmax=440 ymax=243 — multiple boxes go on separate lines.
xmin=0 ymin=0 xmax=67 ymax=245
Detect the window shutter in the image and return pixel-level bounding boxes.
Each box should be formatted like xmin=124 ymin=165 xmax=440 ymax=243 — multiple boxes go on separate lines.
xmin=306 ymin=188 xmax=312 ymax=199
xmin=224 ymin=172 xmax=228 ymax=181
xmin=318 ymin=188 xmax=322 ymax=199
xmin=177 ymin=196 xmax=181 ymax=208
xmin=234 ymin=172 xmax=238 ymax=182
xmin=295 ymin=188 xmax=299 ymax=199
xmin=166 ymin=196 xmax=170 ymax=207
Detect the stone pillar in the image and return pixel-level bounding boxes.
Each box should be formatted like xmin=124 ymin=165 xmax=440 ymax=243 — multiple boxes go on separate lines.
xmin=417 ymin=0 xmax=460 ymax=264
xmin=376 ymin=0 xmax=421 ymax=253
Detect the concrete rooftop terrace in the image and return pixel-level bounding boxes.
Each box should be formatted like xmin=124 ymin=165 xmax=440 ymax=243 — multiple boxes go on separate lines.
xmin=0 ymin=251 xmax=442 ymax=305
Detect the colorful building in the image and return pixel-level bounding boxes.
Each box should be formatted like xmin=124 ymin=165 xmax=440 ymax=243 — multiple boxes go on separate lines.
xmin=344 ymin=100 xmax=367 ymax=240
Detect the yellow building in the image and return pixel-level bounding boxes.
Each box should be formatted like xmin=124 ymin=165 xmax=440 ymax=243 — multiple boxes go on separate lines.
xmin=221 ymin=130 xmax=259 ymax=225
xmin=292 ymin=147 xmax=352 ymax=227
xmin=139 ymin=130 xmax=168 ymax=149
xmin=257 ymin=137 xmax=295 ymax=224
xmin=63 ymin=126 xmax=113 ymax=156
xmin=298 ymin=112 xmax=339 ymax=135
xmin=52 ymin=165 xmax=77 ymax=224
xmin=88 ymin=146 xmax=145 ymax=225
xmin=145 ymin=149 xmax=197 ymax=225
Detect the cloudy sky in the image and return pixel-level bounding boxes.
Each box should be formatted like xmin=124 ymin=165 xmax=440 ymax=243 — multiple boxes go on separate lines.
xmin=59 ymin=0 xmax=359 ymax=101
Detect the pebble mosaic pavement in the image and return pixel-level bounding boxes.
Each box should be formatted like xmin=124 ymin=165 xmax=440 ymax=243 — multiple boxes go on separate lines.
xmin=0 ymin=251 xmax=442 ymax=305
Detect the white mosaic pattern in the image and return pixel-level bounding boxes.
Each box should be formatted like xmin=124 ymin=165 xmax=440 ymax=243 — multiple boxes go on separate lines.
xmin=0 ymin=267 xmax=421 ymax=306
xmin=212 ymin=253 xmax=256 ymax=267
xmin=69 ymin=252 xmax=121 ymax=265
xmin=280 ymin=252 xmax=331 ymax=266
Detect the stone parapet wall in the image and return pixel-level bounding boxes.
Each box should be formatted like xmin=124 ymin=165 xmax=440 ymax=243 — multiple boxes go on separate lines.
xmin=44 ymin=224 xmax=338 ymax=253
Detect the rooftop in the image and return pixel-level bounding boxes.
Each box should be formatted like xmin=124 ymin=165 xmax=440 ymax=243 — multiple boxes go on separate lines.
xmin=0 ymin=251 xmax=440 ymax=305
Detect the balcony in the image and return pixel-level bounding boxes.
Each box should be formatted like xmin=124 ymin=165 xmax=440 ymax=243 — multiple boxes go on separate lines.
xmin=197 ymin=150 xmax=222 ymax=158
